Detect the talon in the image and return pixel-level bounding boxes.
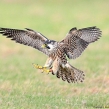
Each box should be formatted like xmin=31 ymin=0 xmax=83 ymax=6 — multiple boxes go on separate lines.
xmin=42 ymin=67 xmax=50 ymax=74
xmin=42 ymin=67 xmax=52 ymax=74
xmin=32 ymin=63 xmax=52 ymax=74
xmin=32 ymin=63 xmax=43 ymax=69
xmin=32 ymin=63 xmax=38 ymax=68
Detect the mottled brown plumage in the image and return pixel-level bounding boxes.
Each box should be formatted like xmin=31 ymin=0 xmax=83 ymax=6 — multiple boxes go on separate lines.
xmin=0 ymin=26 xmax=102 ymax=83
xmin=62 ymin=26 xmax=101 ymax=59
xmin=0 ymin=28 xmax=49 ymax=55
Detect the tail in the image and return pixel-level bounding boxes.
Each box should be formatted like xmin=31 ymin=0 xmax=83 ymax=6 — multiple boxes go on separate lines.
xmin=53 ymin=62 xmax=85 ymax=83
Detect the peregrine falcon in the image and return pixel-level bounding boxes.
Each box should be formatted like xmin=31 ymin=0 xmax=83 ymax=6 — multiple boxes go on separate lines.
xmin=0 ymin=26 xmax=102 ymax=83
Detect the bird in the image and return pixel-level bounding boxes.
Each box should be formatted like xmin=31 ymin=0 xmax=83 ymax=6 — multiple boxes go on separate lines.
xmin=0 ymin=26 xmax=102 ymax=83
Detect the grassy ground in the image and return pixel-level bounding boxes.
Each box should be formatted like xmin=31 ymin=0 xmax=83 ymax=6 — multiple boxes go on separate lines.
xmin=0 ymin=0 xmax=109 ymax=109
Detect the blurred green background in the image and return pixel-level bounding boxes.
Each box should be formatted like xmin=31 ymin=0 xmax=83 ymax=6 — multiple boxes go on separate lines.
xmin=0 ymin=0 xmax=109 ymax=109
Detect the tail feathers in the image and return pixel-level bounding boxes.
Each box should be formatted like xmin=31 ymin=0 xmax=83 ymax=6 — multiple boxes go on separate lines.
xmin=70 ymin=64 xmax=85 ymax=83
xmin=52 ymin=62 xmax=85 ymax=83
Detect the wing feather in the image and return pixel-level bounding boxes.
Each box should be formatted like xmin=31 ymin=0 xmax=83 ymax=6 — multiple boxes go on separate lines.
xmin=0 ymin=28 xmax=50 ymax=55
xmin=78 ymin=26 xmax=102 ymax=42
xmin=62 ymin=26 xmax=102 ymax=59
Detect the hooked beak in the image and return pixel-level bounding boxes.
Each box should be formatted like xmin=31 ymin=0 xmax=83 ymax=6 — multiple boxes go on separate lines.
xmin=41 ymin=44 xmax=46 ymax=48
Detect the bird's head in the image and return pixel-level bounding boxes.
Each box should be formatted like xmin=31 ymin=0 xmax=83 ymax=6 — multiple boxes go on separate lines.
xmin=41 ymin=40 xmax=56 ymax=51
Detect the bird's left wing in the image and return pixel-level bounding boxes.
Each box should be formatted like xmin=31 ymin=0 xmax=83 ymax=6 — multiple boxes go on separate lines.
xmin=61 ymin=26 xmax=102 ymax=59
xmin=0 ymin=28 xmax=50 ymax=55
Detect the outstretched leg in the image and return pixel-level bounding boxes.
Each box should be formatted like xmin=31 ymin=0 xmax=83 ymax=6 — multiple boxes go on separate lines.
xmin=33 ymin=57 xmax=53 ymax=73
xmin=52 ymin=57 xmax=60 ymax=75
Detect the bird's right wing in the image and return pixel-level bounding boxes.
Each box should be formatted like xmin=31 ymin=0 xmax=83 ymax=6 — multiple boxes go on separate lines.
xmin=0 ymin=28 xmax=51 ymax=55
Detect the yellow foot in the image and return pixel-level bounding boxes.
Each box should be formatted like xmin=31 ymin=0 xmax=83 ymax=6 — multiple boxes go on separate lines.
xmin=32 ymin=63 xmax=52 ymax=74
xmin=32 ymin=63 xmax=43 ymax=69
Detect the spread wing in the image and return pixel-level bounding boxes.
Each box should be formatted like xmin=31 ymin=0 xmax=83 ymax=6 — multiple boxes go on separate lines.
xmin=61 ymin=26 xmax=102 ymax=59
xmin=0 ymin=28 xmax=51 ymax=55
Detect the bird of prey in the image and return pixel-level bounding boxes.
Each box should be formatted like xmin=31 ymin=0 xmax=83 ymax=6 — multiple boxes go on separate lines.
xmin=0 ymin=26 xmax=102 ymax=83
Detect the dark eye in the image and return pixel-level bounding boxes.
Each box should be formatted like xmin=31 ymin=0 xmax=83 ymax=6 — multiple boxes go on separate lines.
xmin=46 ymin=46 xmax=50 ymax=49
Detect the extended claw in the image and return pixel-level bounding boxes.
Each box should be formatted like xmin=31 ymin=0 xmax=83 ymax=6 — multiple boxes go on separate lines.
xmin=42 ymin=67 xmax=50 ymax=73
xmin=32 ymin=63 xmax=43 ymax=69
xmin=32 ymin=63 xmax=52 ymax=74
xmin=42 ymin=67 xmax=53 ymax=74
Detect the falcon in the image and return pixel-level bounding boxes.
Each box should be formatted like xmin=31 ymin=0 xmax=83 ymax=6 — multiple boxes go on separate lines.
xmin=0 ymin=26 xmax=102 ymax=83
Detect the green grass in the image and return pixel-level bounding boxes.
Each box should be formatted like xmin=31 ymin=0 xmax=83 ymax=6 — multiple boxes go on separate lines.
xmin=0 ymin=0 xmax=109 ymax=109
